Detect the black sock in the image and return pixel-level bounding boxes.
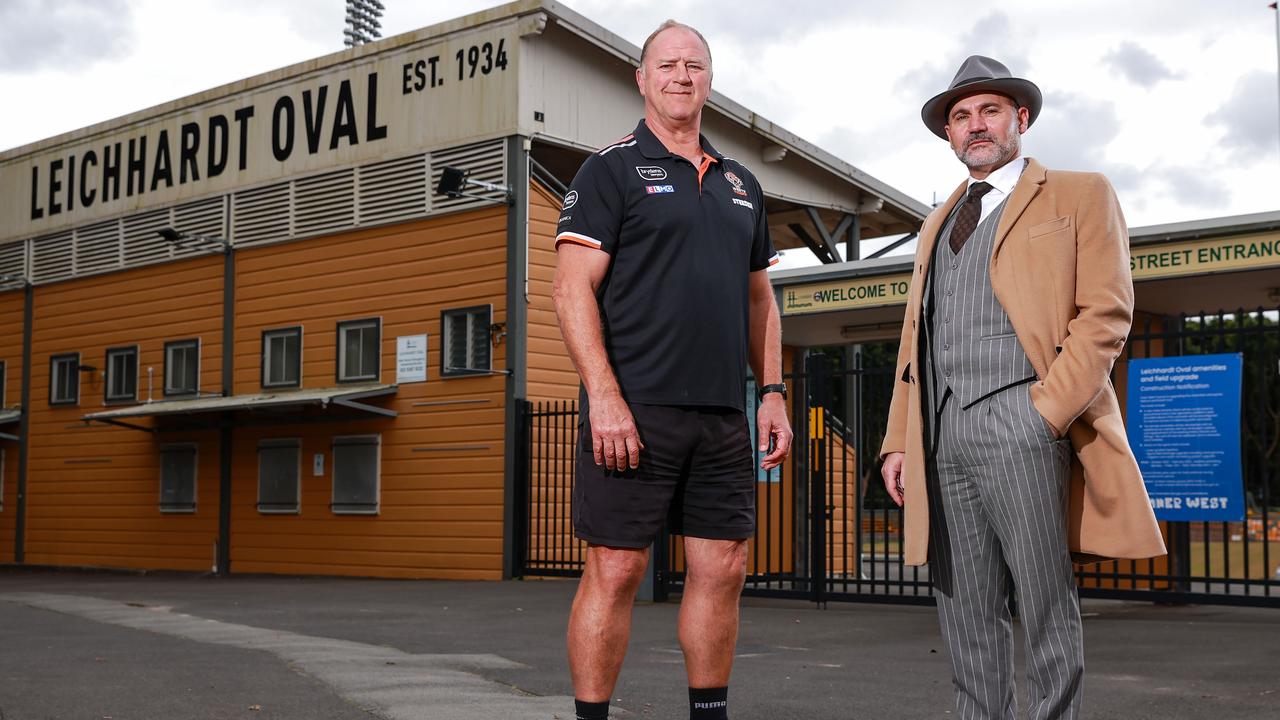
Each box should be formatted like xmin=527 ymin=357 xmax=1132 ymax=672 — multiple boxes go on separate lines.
xmin=689 ymin=686 xmax=729 ymax=720
xmin=575 ymin=698 xmax=609 ymax=720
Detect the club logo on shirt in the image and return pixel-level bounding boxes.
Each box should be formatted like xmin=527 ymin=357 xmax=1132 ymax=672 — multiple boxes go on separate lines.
xmin=635 ymin=166 xmax=668 ymax=181
xmin=562 ymin=190 xmax=578 ymax=210
xmin=724 ymin=171 xmax=748 ymax=197
xmin=646 ymin=185 xmax=675 ymax=194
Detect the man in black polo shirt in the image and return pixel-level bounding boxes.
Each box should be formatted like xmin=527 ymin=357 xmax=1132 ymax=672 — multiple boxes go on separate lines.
xmin=553 ymin=19 xmax=792 ymax=720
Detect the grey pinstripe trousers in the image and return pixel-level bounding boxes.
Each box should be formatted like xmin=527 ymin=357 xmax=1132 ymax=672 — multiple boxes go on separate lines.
xmin=927 ymin=386 xmax=1084 ymax=720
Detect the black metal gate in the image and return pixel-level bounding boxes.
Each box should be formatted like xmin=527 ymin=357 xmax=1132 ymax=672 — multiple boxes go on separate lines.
xmin=518 ymin=308 xmax=1280 ymax=607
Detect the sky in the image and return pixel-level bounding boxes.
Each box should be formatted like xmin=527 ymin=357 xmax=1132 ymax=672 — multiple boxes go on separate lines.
xmin=2 ymin=0 xmax=1278 ymax=265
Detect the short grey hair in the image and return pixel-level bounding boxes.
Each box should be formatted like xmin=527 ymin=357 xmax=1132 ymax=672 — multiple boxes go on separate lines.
xmin=639 ymin=19 xmax=712 ymax=67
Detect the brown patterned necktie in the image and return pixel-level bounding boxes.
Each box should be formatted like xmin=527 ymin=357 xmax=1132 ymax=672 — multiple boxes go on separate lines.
xmin=948 ymin=181 xmax=994 ymax=253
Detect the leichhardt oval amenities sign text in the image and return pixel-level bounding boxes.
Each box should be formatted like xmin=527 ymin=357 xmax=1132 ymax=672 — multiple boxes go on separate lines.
xmin=782 ymin=273 xmax=912 ymax=315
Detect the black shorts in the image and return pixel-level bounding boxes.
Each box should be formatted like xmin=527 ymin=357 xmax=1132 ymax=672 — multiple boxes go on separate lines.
xmin=573 ymin=403 xmax=756 ymax=549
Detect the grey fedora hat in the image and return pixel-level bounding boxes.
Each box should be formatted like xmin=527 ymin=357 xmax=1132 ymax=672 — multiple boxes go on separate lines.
xmin=921 ymin=55 xmax=1042 ymax=139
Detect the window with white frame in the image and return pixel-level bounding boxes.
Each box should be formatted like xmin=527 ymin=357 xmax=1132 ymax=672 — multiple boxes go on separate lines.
xmin=337 ymin=318 xmax=380 ymax=383
xmin=257 ymin=438 xmax=301 ymax=513
xmin=164 ymin=339 xmax=200 ymax=397
xmin=50 ymin=353 xmax=80 ymax=405
xmin=105 ymin=346 xmax=138 ymax=403
xmin=332 ymin=435 xmax=380 ymax=514
xmin=159 ymin=444 xmax=197 ymax=512
xmin=262 ymin=327 xmax=302 ymax=388
xmin=441 ymin=305 xmax=492 ymax=376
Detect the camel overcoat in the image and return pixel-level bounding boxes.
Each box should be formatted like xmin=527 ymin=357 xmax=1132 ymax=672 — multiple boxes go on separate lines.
xmin=880 ymin=158 xmax=1167 ymax=566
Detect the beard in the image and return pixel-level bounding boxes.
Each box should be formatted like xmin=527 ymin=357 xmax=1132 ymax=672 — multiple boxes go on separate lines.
xmin=955 ymin=115 xmax=1021 ymax=169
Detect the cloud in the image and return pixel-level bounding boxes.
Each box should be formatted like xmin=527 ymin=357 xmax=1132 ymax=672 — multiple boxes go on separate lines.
xmin=1021 ymin=91 xmax=1142 ymax=193
xmin=1205 ymin=70 xmax=1280 ymax=162
xmin=895 ymin=12 xmax=1032 ymax=104
xmin=1153 ymin=165 xmax=1231 ymax=209
xmin=1027 ymin=92 xmax=1234 ymax=213
xmin=0 ymin=0 xmax=135 ymax=72
xmin=568 ymin=0 xmax=860 ymax=53
xmin=1103 ymin=41 xmax=1182 ymax=87
xmin=220 ymin=0 xmax=345 ymax=46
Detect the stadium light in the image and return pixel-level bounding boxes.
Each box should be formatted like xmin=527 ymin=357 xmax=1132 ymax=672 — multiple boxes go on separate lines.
xmin=344 ymin=0 xmax=386 ymax=47
xmin=436 ymin=166 xmax=514 ymax=206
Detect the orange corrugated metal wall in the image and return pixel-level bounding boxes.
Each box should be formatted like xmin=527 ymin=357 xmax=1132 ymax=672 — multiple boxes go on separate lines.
xmin=25 ymin=256 xmax=224 ymax=570
xmin=17 ymin=206 xmax=509 ymax=578
xmin=0 ymin=289 xmax=25 ymax=560
xmin=527 ymin=181 xmax=581 ymax=401
xmin=229 ymin=208 xmax=508 ymax=579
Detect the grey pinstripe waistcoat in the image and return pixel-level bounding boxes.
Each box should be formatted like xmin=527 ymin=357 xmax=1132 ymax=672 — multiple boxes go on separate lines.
xmin=926 ymin=197 xmax=1038 ymax=411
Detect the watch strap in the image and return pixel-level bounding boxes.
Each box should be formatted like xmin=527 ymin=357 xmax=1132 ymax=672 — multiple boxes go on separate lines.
xmin=758 ymin=383 xmax=787 ymax=400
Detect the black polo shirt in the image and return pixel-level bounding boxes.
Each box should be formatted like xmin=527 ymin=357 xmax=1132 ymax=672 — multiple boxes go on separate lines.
xmin=555 ymin=120 xmax=779 ymax=411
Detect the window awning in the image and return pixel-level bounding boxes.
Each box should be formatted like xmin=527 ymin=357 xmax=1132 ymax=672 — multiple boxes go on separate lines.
xmin=0 ymin=408 xmax=19 ymax=442
xmin=82 ymin=384 xmax=398 ymax=433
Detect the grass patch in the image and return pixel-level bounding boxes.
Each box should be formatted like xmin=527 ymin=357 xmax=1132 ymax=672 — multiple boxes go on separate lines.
xmin=1188 ymin=540 xmax=1280 ymax=580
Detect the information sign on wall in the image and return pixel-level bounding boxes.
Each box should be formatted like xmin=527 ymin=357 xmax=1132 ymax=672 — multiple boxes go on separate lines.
xmin=1126 ymin=353 xmax=1245 ymax=521
xmin=396 ymin=334 xmax=428 ymax=384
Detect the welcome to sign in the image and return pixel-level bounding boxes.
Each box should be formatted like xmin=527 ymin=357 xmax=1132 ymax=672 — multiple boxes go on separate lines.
xmin=781 ymin=272 xmax=912 ymax=315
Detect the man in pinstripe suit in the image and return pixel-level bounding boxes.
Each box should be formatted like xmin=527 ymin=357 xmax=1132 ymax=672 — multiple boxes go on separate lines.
xmin=879 ymin=56 xmax=1163 ymax=719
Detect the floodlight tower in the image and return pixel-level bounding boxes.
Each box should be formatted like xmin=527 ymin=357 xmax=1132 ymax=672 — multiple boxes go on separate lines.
xmin=344 ymin=0 xmax=385 ymax=47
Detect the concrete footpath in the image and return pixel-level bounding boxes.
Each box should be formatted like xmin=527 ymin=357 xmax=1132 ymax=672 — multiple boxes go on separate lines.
xmin=0 ymin=570 xmax=1276 ymax=719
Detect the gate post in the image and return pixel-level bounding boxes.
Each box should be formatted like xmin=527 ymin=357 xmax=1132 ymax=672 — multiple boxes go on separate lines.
xmin=512 ymin=400 xmax=531 ymax=578
xmin=1171 ymin=522 xmax=1192 ymax=594
xmin=807 ymin=353 xmax=830 ymax=606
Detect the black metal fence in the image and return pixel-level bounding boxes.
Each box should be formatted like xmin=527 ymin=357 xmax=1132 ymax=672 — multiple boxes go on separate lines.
xmin=520 ymin=400 xmax=585 ymax=577
xmin=1080 ymin=308 xmax=1280 ymax=606
xmin=517 ymin=308 xmax=1280 ymax=607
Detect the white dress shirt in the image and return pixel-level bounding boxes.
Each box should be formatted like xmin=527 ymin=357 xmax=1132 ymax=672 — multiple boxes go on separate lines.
xmin=966 ymin=155 xmax=1024 ymax=225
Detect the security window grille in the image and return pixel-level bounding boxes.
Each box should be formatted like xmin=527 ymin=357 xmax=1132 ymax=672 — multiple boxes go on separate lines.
xmin=159 ymin=444 xmax=197 ymax=512
xmin=50 ymin=353 xmax=80 ymax=405
xmin=164 ymin=340 xmax=200 ymax=397
xmin=332 ymin=435 xmax=380 ymax=514
xmin=441 ymin=305 xmax=491 ymax=376
xmin=338 ymin=319 xmax=380 ymax=383
xmin=262 ymin=327 xmax=303 ymax=388
xmin=105 ymin=346 xmax=138 ymax=403
xmin=257 ymin=439 xmax=300 ymax=513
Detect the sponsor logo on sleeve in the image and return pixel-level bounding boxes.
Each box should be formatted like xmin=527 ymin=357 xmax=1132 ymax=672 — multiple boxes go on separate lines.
xmin=724 ymin=171 xmax=749 ymax=197
xmin=645 ymin=185 xmax=675 ymax=194
xmin=562 ymin=190 xmax=578 ymax=210
xmin=636 ymin=166 xmax=668 ymax=181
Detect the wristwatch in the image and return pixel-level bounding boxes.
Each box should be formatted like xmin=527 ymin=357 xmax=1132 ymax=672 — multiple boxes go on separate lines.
xmin=757 ymin=383 xmax=787 ymax=401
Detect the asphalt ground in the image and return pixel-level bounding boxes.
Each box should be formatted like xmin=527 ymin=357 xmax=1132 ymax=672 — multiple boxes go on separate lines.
xmin=0 ymin=569 xmax=1277 ymax=719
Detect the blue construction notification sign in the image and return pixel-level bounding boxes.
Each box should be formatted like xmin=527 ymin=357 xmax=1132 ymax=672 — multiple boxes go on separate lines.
xmin=1127 ymin=353 xmax=1245 ymax=521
